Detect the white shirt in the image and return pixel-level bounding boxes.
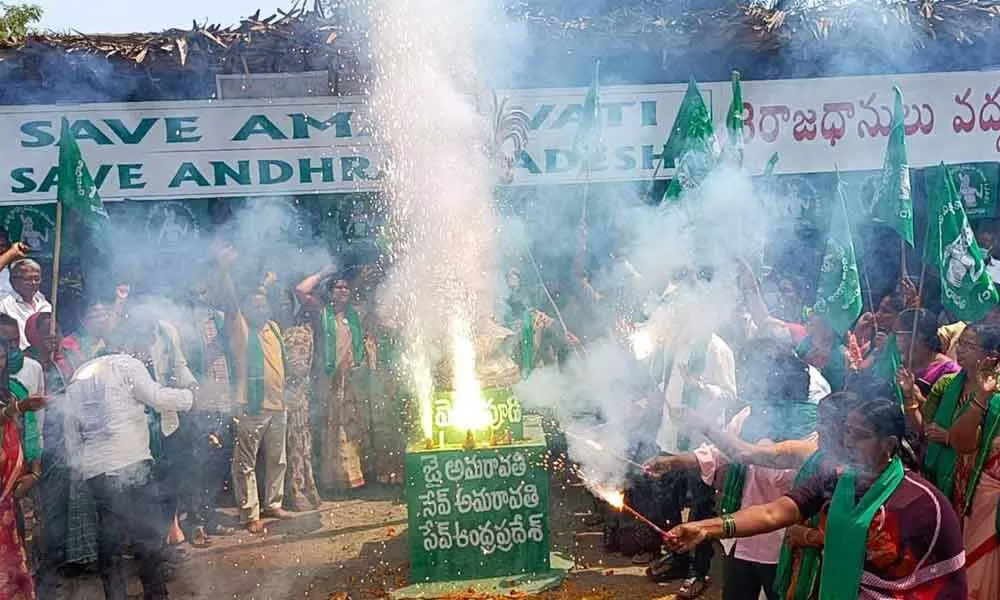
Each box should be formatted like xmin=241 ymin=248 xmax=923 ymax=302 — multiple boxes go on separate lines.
xmin=12 ymin=355 xmax=43 ymax=396
xmin=0 ymin=291 xmax=51 ymax=349
xmin=656 ymin=333 xmax=737 ymax=453
xmin=64 ymin=354 xmax=193 ymax=480
xmin=13 ymin=355 xmax=46 ymax=445
xmin=806 ymin=365 xmax=832 ymax=404
xmin=987 ymin=260 xmax=1000 ymax=285
xmin=0 ymin=267 xmax=13 ymax=297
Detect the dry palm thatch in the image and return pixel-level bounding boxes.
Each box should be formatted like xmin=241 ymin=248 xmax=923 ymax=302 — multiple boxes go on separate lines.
xmin=0 ymin=4 xmax=351 ymax=75
xmin=508 ymin=0 xmax=1000 ymax=59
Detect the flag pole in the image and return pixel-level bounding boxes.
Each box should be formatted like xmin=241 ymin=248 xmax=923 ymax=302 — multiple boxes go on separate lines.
xmin=907 ymin=211 xmax=933 ymax=369
xmin=49 ymin=202 xmax=63 ymax=335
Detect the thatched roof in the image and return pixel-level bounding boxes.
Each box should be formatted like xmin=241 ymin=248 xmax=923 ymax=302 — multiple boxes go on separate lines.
xmin=510 ymin=0 xmax=1000 ymax=58
xmin=0 ymin=1 xmax=997 ymax=102
xmin=0 ymin=4 xmax=350 ymax=73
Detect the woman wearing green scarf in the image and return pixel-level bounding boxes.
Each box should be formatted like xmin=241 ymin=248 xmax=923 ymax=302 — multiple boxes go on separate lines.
xmin=662 ymin=396 xmax=967 ymax=599
xmin=645 ymin=344 xmax=816 ymax=600
xmin=909 ymin=322 xmax=1000 ymax=599
xmin=297 ymin=267 xmax=367 ymax=493
xmin=695 ymin=391 xmax=863 ymax=600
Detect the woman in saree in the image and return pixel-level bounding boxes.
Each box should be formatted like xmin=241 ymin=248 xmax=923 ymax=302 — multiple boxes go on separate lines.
xmin=691 ymin=390 xmax=865 ymax=600
xmin=0 ymin=340 xmax=45 ymax=599
xmin=892 ymin=309 xmax=959 ymax=398
xmin=296 ymin=267 xmax=367 ymax=493
xmin=910 ymin=322 xmax=1000 ymax=599
xmin=664 ymin=396 xmax=968 ymax=599
xmin=26 ymin=312 xmax=99 ymax=595
xmin=278 ymin=290 xmax=322 ymax=511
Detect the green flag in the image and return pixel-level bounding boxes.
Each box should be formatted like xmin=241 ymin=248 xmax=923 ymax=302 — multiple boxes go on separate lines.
xmin=813 ymin=173 xmax=863 ymax=337
xmin=662 ymin=78 xmax=719 ymax=202
xmin=57 ymin=117 xmax=110 ymax=268
xmin=926 ymin=163 xmax=999 ymax=322
xmin=723 ymin=71 xmax=745 ymax=167
xmin=872 ymin=87 xmax=914 ymax=246
xmin=58 ymin=117 xmax=108 ymax=220
xmin=872 ymin=333 xmax=904 ymax=404
xmin=572 ymin=60 xmax=602 ymax=173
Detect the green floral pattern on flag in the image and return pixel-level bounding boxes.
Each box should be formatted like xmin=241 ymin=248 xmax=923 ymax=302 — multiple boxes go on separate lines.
xmin=926 ymin=164 xmax=999 ymax=322
xmin=871 ymin=87 xmax=914 ymax=245
xmin=813 ymin=175 xmax=863 ymax=337
xmin=925 ymin=162 xmax=999 ymax=221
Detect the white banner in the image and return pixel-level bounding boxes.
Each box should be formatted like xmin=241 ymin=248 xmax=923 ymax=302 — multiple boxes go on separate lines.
xmin=3 ymin=69 xmax=1000 ymax=204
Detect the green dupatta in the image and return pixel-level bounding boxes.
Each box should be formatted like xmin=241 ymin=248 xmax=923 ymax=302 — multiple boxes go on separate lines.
xmin=520 ymin=310 xmax=535 ymax=377
xmin=774 ymin=451 xmax=825 ymax=600
xmin=923 ymin=371 xmax=966 ymax=500
xmin=247 ymin=321 xmax=282 ymax=415
xmin=7 ymin=378 xmax=36 ymax=463
xmin=819 ymin=457 xmax=904 ymax=600
xmin=962 ymin=395 xmax=1000 ymax=536
xmin=321 ymin=305 xmax=363 ymax=375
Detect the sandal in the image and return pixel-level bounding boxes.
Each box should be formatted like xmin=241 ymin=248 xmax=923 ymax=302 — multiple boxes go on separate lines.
xmin=678 ymin=576 xmax=711 ymax=599
xmin=646 ymin=553 xmax=688 ymax=583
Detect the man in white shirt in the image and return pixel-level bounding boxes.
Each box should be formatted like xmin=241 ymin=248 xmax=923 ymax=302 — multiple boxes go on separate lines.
xmin=0 ymin=259 xmax=51 ymax=349
xmin=63 ymin=322 xmax=193 ymax=600
xmin=644 ymin=318 xmax=737 ymax=594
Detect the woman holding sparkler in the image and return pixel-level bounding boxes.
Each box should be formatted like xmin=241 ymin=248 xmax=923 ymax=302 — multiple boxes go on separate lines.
xmin=645 ymin=341 xmax=816 ymax=600
xmin=662 ymin=396 xmax=967 ymax=600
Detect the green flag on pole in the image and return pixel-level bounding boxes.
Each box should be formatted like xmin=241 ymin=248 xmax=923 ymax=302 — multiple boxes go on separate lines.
xmin=662 ymin=78 xmax=719 ymax=202
xmin=57 ymin=117 xmax=108 ymax=224
xmin=926 ymin=163 xmax=999 ymax=322
xmin=872 ymin=333 xmax=904 ymax=404
xmin=813 ymin=173 xmax=863 ymax=337
xmin=723 ymin=70 xmax=745 ymax=167
xmin=572 ymin=60 xmax=602 ymax=173
xmin=872 ymin=87 xmax=914 ymax=246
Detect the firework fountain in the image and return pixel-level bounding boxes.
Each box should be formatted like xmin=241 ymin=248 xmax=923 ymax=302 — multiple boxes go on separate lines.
xmin=359 ymin=0 xmax=559 ymax=591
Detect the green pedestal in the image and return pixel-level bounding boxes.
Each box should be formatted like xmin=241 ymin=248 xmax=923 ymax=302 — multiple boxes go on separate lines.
xmin=405 ymin=439 xmax=551 ymax=584
xmin=431 ymin=388 xmax=524 ymax=445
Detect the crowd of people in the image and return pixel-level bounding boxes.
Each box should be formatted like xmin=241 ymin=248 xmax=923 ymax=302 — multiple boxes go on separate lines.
xmin=0 ymin=227 xmax=412 ymax=600
xmin=615 ymin=252 xmax=999 ymax=600
xmin=0 ymin=201 xmax=997 ymax=600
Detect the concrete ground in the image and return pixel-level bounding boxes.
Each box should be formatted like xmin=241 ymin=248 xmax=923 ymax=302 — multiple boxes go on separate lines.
xmin=51 ymin=480 xmax=724 ymax=600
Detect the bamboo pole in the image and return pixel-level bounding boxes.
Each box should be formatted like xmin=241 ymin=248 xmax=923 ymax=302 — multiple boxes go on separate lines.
xmin=48 ymin=202 xmax=63 ymax=335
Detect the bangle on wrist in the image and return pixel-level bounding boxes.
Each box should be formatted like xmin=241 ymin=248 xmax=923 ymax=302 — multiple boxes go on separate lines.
xmin=721 ymin=515 xmax=737 ymax=539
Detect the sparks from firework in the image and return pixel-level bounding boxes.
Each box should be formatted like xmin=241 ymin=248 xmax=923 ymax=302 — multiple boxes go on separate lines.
xmin=563 ymin=429 xmax=650 ymax=473
xmin=448 ymin=317 xmax=492 ymax=431
xmin=590 ymin=482 xmax=669 ymax=538
xmin=365 ymin=0 xmax=500 ymax=439
xmin=629 ymin=328 xmax=655 ymax=361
